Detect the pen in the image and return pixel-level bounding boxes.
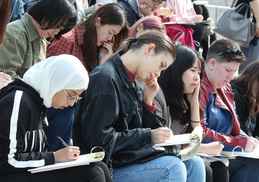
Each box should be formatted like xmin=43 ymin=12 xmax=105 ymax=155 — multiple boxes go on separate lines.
xmin=57 ymin=136 xmax=68 ymax=147
xmin=57 ymin=136 xmax=77 ymax=156
xmin=1 ymin=64 xmax=6 ymax=74
xmin=220 ymin=138 xmax=226 ymax=144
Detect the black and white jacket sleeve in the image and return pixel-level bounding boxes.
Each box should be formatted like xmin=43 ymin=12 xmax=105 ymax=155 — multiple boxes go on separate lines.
xmin=0 ymin=89 xmax=54 ymax=174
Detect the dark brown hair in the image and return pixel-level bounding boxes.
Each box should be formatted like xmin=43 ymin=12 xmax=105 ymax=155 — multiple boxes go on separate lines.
xmin=0 ymin=0 xmax=11 ymax=45
xmin=206 ymin=39 xmax=246 ymax=64
xmin=231 ymin=60 xmax=259 ymax=118
xmin=159 ymin=45 xmax=204 ymax=124
xmin=116 ymin=31 xmax=175 ymax=60
xmin=79 ymin=3 xmax=129 ymax=72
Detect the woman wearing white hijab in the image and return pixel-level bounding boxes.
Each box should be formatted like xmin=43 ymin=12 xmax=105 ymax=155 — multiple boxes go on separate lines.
xmin=0 ymin=54 xmax=111 ymax=182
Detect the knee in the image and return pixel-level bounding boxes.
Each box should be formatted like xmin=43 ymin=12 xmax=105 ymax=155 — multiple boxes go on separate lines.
xmin=166 ymin=156 xmax=187 ymax=178
xmin=184 ymin=156 xmax=206 ymax=176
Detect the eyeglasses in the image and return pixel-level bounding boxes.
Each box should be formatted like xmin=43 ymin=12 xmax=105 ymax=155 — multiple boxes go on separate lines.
xmin=216 ymin=49 xmax=242 ymax=57
xmin=62 ymin=89 xmax=82 ymax=103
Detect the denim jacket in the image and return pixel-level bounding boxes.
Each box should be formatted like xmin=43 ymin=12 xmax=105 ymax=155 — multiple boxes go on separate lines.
xmin=119 ymin=0 xmax=143 ymax=26
xmin=73 ymin=54 xmax=166 ymax=157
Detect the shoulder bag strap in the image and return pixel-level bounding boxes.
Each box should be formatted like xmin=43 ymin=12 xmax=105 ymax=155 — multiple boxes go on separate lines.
xmin=105 ymin=132 xmax=118 ymax=165
xmin=231 ymin=0 xmax=237 ymax=8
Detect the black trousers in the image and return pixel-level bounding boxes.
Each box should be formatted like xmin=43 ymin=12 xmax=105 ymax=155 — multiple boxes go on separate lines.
xmin=205 ymin=161 xmax=229 ymax=182
xmin=193 ymin=4 xmax=217 ymax=59
xmin=0 ymin=162 xmax=112 ymax=182
xmin=188 ymin=23 xmax=205 ymax=51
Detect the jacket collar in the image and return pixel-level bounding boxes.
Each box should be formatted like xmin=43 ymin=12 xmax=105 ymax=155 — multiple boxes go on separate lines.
xmin=21 ymin=13 xmax=42 ymax=42
xmin=203 ymin=71 xmax=235 ymax=109
xmin=113 ymin=54 xmax=135 ymax=89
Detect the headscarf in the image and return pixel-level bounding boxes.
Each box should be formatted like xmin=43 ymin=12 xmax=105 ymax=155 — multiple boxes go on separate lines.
xmin=23 ymin=54 xmax=89 ymax=108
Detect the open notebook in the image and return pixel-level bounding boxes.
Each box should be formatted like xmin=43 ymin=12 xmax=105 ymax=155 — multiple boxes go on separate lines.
xmin=154 ymin=126 xmax=203 ymax=161
xmin=221 ymin=146 xmax=259 ymax=159
xmin=154 ymin=126 xmax=202 ymax=147
xmin=28 ymin=153 xmax=103 ymax=173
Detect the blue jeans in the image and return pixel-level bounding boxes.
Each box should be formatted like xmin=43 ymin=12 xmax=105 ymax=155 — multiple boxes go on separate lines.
xmin=46 ymin=107 xmax=74 ymax=151
xmin=112 ymin=155 xmax=205 ymax=182
xmin=183 ymin=156 xmax=205 ymax=182
xmin=228 ymin=157 xmax=259 ymax=182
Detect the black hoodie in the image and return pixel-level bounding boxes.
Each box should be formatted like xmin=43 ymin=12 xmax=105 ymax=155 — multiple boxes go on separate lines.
xmin=0 ymin=79 xmax=54 ymax=175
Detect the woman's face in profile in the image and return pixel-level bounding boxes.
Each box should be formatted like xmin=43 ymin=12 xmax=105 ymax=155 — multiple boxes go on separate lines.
xmin=51 ymin=89 xmax=85 ymax=109
xmin=95 ymin=17 xmax=123 ymax=46
xmin=182 ymin=59 xmax=201 ymax=94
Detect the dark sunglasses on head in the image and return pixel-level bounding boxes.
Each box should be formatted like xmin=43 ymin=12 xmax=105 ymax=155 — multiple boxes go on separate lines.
xmin=216 ymin=49 xmax=242 ymax=57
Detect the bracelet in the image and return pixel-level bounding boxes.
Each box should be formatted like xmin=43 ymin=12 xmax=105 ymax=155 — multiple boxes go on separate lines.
xmin=190 ymin=120 xmax=201 ymax=123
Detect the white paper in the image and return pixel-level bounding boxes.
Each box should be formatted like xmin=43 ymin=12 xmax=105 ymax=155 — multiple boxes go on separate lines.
xmin=154 ymin=126 xmax=203 ymax=147
xmin=221 ymin=146 xmax=259 ymax=159
xmin=28 ymin=154 xmax=101 ymax=173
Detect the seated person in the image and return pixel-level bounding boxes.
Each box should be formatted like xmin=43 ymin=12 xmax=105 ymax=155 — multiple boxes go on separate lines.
xmin=230 ymin=60 xmax=259 ymax=137
xmin=200 ymin=39 xmax=259 ymax=182
xmin=163 ymin=0 xmax=205 ymax=50
xmin=155 ymin=45 xmax=229 ymax=182
xmin=46 ymin=3 xmax=130 ymax=151
xmin=73 ymin=31 xmax=205 ymax=182
xmin=129 ymin=15 xmax=165 ymax=37
xmin=118 ymin=0 xmax=166 ymax=26
xmin=0 ymin=0 xmax=77 ymax=79
xmin=0 ymin=54 xmax=111 ymax=182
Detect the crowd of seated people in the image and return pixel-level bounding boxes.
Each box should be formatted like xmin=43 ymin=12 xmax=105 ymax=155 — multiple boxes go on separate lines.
xmin=1 ymin=0 xmax=259 ymax=182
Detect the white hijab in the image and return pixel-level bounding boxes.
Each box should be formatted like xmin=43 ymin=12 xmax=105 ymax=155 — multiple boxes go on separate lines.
xmin=23 ymin=54 xmax=89 ymax=108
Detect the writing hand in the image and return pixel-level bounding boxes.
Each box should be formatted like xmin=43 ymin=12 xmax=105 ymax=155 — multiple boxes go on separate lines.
xmin=151 ymin=127 xmax=173 ymax=143
xmin=53 ymin=146 xmax=80 ymax=163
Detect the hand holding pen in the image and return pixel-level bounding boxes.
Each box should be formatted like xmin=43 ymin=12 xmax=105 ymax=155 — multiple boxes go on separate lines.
xmin=220 ymin=138 xmax=226 ymax=144
xmin=53 ymin=136 xmax=80 ymax=163
xmin=1 ymin=64 xmax=6 ymax=74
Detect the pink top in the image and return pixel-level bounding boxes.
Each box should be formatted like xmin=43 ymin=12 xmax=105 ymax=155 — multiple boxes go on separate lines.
xmin=164 ymin=0 xmax=197 ymax=22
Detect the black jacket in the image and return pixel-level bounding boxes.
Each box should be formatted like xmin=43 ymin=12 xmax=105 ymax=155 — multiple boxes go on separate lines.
xmin=230 ymin=82 xmax=252 ymax=136
xmin=0 ymin=79 xmax=54 ymax=175
xmin=73 ymin=54 xmax=166 ymax=161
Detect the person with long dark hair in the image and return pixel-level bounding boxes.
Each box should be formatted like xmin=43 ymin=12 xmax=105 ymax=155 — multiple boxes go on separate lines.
xmin=155 ymin=45 xmax=229 ymax=182
xmin=47 ymin=3 xmax=129 ymax=72
xmin=46 ymin=3 xmax=130 ymax=151
xmin=230 ymin=60 xmax=259 ymax=137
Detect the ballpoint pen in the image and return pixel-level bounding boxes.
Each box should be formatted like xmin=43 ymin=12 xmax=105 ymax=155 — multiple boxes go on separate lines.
xmin=57 ymin=136 xmax=69 ymax=147
xmin=220 ymin=138 xmax=226 ymax=144
xmin=57 ymin=136 xmax=77 ymax=156
xmin=57 ymin=136 xmax=77 ymax=157
xmin=1 ymin=64 xmax=6 ymax=74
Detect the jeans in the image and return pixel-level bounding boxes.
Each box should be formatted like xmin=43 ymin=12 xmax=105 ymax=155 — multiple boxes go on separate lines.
xmin=10 ymin=0 xmax=24 ymax=22
xmin=228 ymin=157 xmax=259 ymax=182
xmin=183 ymin=156 xmax=206 ymax=182
xmin=112 ymin=155 xmax=205 ymax=182
xmin=47 ymin=107 xmax=74 ymax=151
